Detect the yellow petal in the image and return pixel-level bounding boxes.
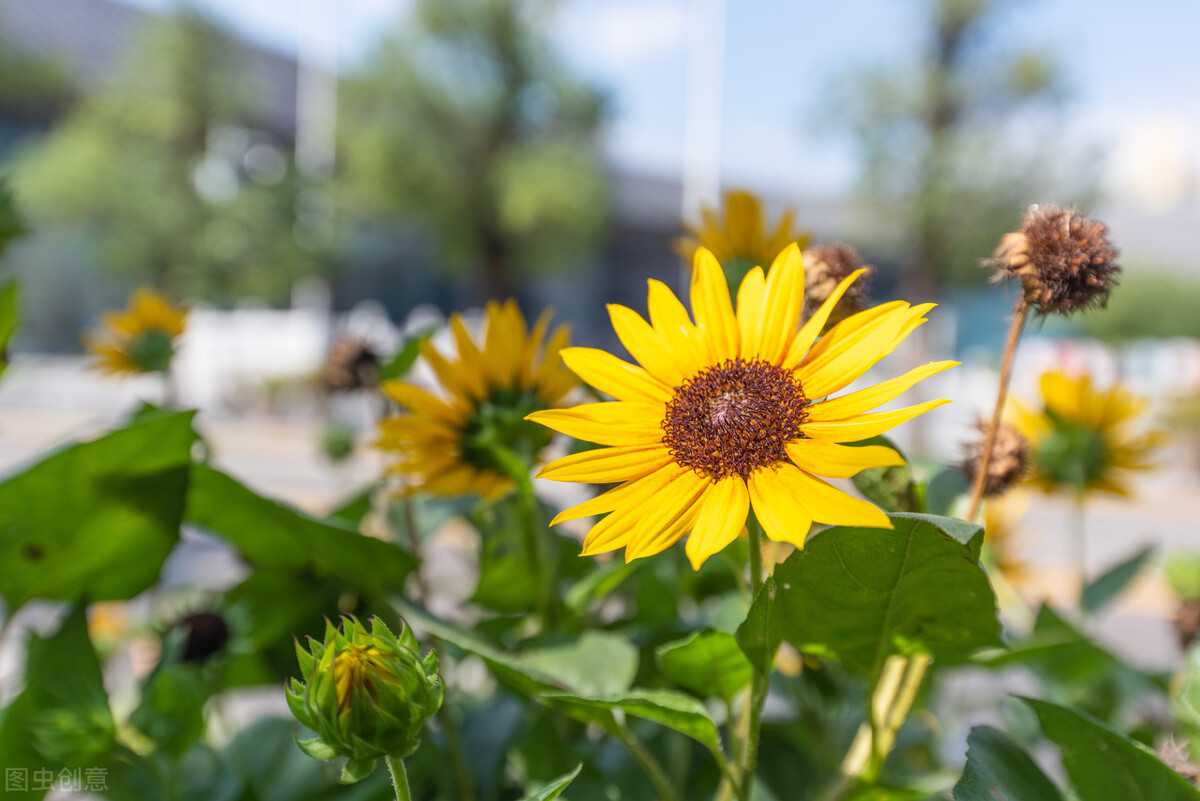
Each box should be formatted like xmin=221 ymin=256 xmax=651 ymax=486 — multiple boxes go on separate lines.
xmin=789 ymin=469 xmax=893 ymax=528
xmin=747 ymin=462 xmax=814 ymax=548
xmin=536 ymin=444 xmax=673 ymax=483
xmin=799 ymin=399 xmax=950 ymax=442
xmin=805 ymin=361 xmax=959 ymax=421
xmin=797 ymin=303 xmax=932 ymax=399
xmin=781 ymin=269 xmax=869 ymax=369
xmin=755 ymin=244 xmax=804 ymax=365
xmin=690 ymin=248 xmax=740 ymax=363
xmin=647 ymin=279 xmax=710 ymax=369
xmin=608 ymin=304 xmax=689 ymax=387
xmin=580 ymin=464 xmax=699 ymax=556
xmin=736 ymin=267 xmax=766 ymax=360
xmin=380 ymin=380 xmax=464 ymax=425
xmin=447 ymin=314 xmax=487 ymax=398
xmin=559 ymin=346 xmax=672 ymax=403
xmin=550 ymin=462 xmax=688 ymax=525
xmin=623 ymin=471 xmax=710 ymax=561
xmin=685 ymin=476 xmax=750 ymax=569
xmin=785 ymin=440 xmax=905 ymax=479
xmin=526 ymin=402 xmax=664 ymax=447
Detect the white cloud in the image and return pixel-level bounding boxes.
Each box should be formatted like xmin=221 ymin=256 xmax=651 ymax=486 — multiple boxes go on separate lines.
xmin=557 ymin=0 xmax=687 ymax=71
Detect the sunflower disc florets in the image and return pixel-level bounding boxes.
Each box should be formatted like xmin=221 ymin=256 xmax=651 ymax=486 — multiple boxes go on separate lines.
xmin=802 ymin=243 xmax=874 ymax=328
xmin=287 ymin=616 xmax=443 ymax=782
xmin=991 ymin=204 xmax=1120 ymax=315
xmin=962 ymin=419 xmax=1029 ymax=498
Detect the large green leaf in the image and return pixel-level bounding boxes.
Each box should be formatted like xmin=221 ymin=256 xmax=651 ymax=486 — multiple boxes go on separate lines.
xmin=741 ymin=514 xmax=1001 ymax=679
xmin=1082 ymin=546 xmax=1155 ymax=614
xmin=849 ymin=437 xmax=921 ymax=514
xmin=736 ymin=579 xmax=783 ymax=674
xmin=541 ymin=689 xmax=722 ymax=753
xmin=519 ymin=764 xmax=582 ymax=801
xmin=0 ymin=608 xmax=115 ymax=799
xmin=657 ymin=629 xmax=752 ymax=701
xmin=1024 ymin=697 xmax=1200 ymax=801
xmin=0 ymin=410 xmax=196 ymax=607
xmin=378 ymin=326 xmax=436 ymax=381
xmin=185 ymin=465 xmax=414 ymax=598
xmin=952 ymin=725 xmax=1064 ymax=801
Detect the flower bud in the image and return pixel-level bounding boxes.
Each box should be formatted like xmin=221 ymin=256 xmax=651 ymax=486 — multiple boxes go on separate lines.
xmin=287 ymin=616 xmax=443 ymax=781
xmin=990 ymin=204 xmax=1120 ymax=316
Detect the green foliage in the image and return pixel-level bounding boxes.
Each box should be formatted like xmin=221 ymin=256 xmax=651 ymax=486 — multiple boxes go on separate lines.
xmin=739 ymin=514 xmax=1002 ymax=680
xmin=1079 ymin=272 xmax=1200 ymax=342
xmin=1024 ymin=697 xmax=1200 ymax=801
xmin=0 ymin=608 xmax=115 ymax=799
xmin=1082 ymin=546 xmax=1155 ymax=614
xmin=1166 ymin=552 xmax=1200 ymax=600
xmin=14 ymin=9 xmax=325 ymax=302
xmin=518 ymin=763 xmax=582 ymax=801
xmin=0 ymin=275 xmax=16 ymax=378
xmin=850 ymin=437 xmax=922 ymax=513
xmin=541 ymin=689 xmax=722 ymax=754
xmin=338 ymin=0 xmax=609 ymax=296
xmin=953 ymin=725 xmax=1064 ymax=801
xmin=656 ymin=629 xmax=753 ymax=702
xmin=0 ymin=409 xmax=196 ymax=609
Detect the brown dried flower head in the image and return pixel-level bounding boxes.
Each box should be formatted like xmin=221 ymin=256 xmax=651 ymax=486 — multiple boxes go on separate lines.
xmin=802 ymin=243 xmax=875 ymax=328
xmin=963 ymin=419 xmax=1029 ymax=497
xmin=1156 ymin=736 xmax=1200 ymax=785
xmin=1176 ymin=598 xmax=1200 ymax=651
xmin=990 ymin=204 xmax=1120 ymax=315
xmin=322 ymin=337 xmax=380 ymax=392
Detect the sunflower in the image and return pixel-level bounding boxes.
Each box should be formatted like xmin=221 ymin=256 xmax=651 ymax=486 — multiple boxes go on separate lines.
xmin=85 ymin=288 xmax=187 ymax=375
xmin=528 ymin=246 xmax=955 ymax=569
xmin=376 ymin=300 xmax=576 ymax=499
xmin=675 ymin=190 xmax=812 ymax=288
xmin=1011 ymin=370 xmax=1164 ymax=498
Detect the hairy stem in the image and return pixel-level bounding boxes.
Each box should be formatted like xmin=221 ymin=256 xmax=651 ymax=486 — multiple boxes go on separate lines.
xmin=615 ymin=722 xmax=680 ymax=801
xmin=966 ymin=297 xmax=1030 ymax=523
xmin=386 ymin=755 xmax=413 ymax=801
xmin=739 ymin=517 xmax=769 ymax=801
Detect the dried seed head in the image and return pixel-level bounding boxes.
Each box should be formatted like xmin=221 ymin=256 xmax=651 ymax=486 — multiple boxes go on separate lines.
xmin=323 ymin=337 xmax=380 ymax=392
xmin=662 ymin=358 xmax=808 ymax=480
xmin=990 ymin=204 xmax=1120 ymax=315
xmin=1176 ymin=598 xmax=1200 ymax=651
xmin=173 ymin=611 xmax=231 ymax=664
xmin=802 ymin=244 xmax=875 ymax=328
xmin=1156 ymin=736 xmax=1200 ymax=784
xmin=963 ymin=419 xmax=1029 ymax=497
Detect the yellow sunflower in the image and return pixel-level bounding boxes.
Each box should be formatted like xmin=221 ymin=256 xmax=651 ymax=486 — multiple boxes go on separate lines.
xmin=377 ymin=300 xmax=576 ymax=499
xmin=675 ymin=190 xmax=812 ymax=284
xmin=85 ymin=287 xmax=187 ymax=375
xmin=528 ymin=246 xmax=955 ymax=569
xmin=1011 ymin=370 xmax=1165 ymax=498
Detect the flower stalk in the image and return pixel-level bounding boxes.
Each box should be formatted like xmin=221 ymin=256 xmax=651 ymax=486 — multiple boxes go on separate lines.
xmin=738 ymin=516 xmax=768 ymax=801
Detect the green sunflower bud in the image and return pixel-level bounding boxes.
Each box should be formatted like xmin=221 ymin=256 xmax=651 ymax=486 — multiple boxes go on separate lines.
xmin=286 ymin=616 xmax=444 ymax=783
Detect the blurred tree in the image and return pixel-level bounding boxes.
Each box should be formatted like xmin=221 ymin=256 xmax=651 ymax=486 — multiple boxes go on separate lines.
xmin=13 ymin=9 xmax=325 ymax=304
xmin=338 ymin=0 xmax=609 ymax=300
xmin=828 ymin=0 xmax=1097 ymax=295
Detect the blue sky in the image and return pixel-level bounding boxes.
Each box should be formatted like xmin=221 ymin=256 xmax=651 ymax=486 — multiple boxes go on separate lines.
xmin=116 ymin=0 xmax=1200 ymax=204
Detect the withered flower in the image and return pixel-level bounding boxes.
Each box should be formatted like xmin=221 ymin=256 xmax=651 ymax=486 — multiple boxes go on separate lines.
xmin=963 ymin=419 xmax=1029 ymax=498
xmin=322 ymin=337 xmax=380 ymax=392
xmin=990 ymin=204 xmax=1120 ymax=315
xmin=802 ymin=243 xmax=875 ymax=328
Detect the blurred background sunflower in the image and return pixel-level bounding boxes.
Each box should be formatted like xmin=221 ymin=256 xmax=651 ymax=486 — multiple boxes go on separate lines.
xmin=84 ymin=287 xmax=187 ymax=376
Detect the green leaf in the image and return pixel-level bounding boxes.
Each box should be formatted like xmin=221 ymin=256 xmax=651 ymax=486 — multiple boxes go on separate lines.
xmin=0 ymin=277 xmax=16 ymax=378
xmin=849 ymin=436 xmax=922 ymax=514
xmin=1166 ymin=552 xmax=1200 ymax=601
xmin=520 ymin=632 xmax=639 ymax=696
xmin=339 ymin=756 xmax=378 ymax=784
xmin=736 ymin=578 xmax=783 ymax=674
xmin=952 ymin=725 xmax=1065 ymax=801
xmin=0 ymin=410 xmax=196 ymax=608
xmin=326 ymin=486 xmax=376 ymax=527
xmin=378 ymin=326 xmax=436 ymax=381
xmin=397 ymin=600 xmax=638 ymax=698
xmin=926 ymin=466 xmax=970 ymax=517
xmin=657 ymin=629 xmax=752 ymax=701
xmin=1174 ymin=644 xmax=1200 ymax=731
xmin=186 ymin=465 xmax=414 ymax=598
xmin=541 ymin=689 xmax=722 ymax=753
xmin=1082 ymin=546 xmax=1155 ymax=614
xmin=0 ymin=608 xmax=115 ymax=798
xmin=1023 ymin=697 xmax=1200 ymax=801
xmin=129 ymin=664 xmax=208 ymax=758
xmin=519 ymin=763 xmax=583 ymax=801
xmin=752 ymin=513 xmax=1001 ymax=679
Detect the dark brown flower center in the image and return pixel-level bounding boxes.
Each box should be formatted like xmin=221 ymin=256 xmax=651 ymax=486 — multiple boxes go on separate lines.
xmin=662 ymin=358 xmax=809 ymax=480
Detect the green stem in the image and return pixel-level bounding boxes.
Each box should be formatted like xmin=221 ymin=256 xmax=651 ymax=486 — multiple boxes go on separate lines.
xmin=386 ymin=755 xmax=413 ymax=801
xmin=489 ymin=441 xmax=555 ymax=630
xmin=739 ymin=517 xmax=768 ymax=801
xmin=1074 ymin=491 xmax=1087 ymax=609
xmin=438 ymin=704 xmax=477 ymax=801
xmin=615 ymin=722 xmax=680 ymax=801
